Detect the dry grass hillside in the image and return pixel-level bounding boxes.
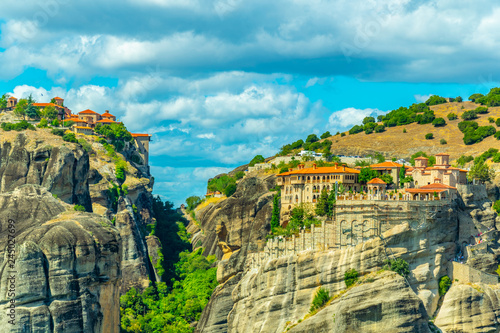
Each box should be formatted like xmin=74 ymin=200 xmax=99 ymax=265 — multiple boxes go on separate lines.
xmin=326 ymin=101 xmax=500 ymax=162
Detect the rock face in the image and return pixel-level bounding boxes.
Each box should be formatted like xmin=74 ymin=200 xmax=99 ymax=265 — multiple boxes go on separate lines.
xmin=0 ymin=185 xmax=122 ymax=333
xmin=287 ymin=272 xmax=430 ymax=333
xmin=0 ymin=132 xmax=91 ymax=210
xmin=435 ymin=283 xmax=500 ymax=332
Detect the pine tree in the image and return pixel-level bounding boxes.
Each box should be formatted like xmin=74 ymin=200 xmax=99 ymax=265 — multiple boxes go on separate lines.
xmin=326 ymin=190 xmax=336 ymax=218
xmin=25 ymin=94 xmax=39 ymax=119
xmin=270 ymin=193 xmax=281 ymax=232
xmin=315 ymin=188 xmax=329 ymax=216
xmin=399 ymin=164 xmax=406 ymax=187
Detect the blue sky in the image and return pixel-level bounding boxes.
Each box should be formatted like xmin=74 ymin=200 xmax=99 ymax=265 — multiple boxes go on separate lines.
xmin=1 ymin=0 xmax=499 ymax=206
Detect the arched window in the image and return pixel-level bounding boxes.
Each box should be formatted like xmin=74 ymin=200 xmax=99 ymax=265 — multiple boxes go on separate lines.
xmin=295 ymin=195 xmax=299 ymax=203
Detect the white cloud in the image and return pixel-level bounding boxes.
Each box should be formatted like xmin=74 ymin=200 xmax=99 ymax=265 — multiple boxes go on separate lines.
xmin=328 ymin=107 xmax=386 ymax=129
xmin=197 ymin=133 xmax=215 ymax=139
xmin=414 ymin=94 xmax=431 ymax=103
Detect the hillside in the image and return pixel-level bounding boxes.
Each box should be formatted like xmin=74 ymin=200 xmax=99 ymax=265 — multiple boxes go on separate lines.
xmin=325 ymin=101 xmax=500 ymax=161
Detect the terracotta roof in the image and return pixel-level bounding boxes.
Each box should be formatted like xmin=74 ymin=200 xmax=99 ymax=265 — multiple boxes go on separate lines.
xmin=101 ymin=112 xmax=115 ymax=117
xmin=74 ymin=126 xmax=93 ymax=130
xmin=78 ymin=109 xmax=99 ymax=114
xmin=420 ymin=183 xmax=456 ymax=190
xmin=370 ymin=161 xmax=403 ymax=168
xmin=8 ymin=96 xmax=17 ymax=100
xmin=131 ymin=133 xmax=152 ymax=138
xmin=435 ymin=153 xmax=449 ymax=156
xmin=278 ymin=165 xmax=360 ymax=176
xmin=405 ymin=188 xmax=446 ymax=194
xmin=53 ymin=97 xmax=64 ymax=100
xmin=414 ymin=157 xmax=429 ymax=160
xmin=367 ymin=178 xmax=386 ymax=184
xmin=33 ymin=103 xmax=62 ymax=108
xmin=97 ymin=119 xmax=116 ymax=123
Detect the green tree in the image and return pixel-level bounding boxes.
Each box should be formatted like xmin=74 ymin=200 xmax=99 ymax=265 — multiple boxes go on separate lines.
xmin=359 ymin=167 xmax=378 ymax=184
xmin=25 ymin=94 xmax=39 ymax=119
xmin=185 ymin=196 xmax=202 ymax=211
xmin=461 ymin=110 xmax=478 ymax=120
xmin=438 ymin=276 xmax=452 ymax=296
xmin=362 ymin=116 xmax=375 ymax=124
xmin=468 ymin=162 xmax=495 ymax=183
xmin=14 ymin=99 xmax=27 ymax=119
xmin=425 ymin=133 xmax=433 ymax=140
xmin=320 ymin=131 xmax=331 ymax=139
xmin=41 ymin=105 xmax=58 ymax=120
xmin=384 ymin=258 xmax=410 ymax=277
xmin=249 ymin=154 xmax=265 ymax=166
xmin=326 ymin=190 xmax=336 ymax=218
xmin=315 ymin=188 xmax=329 ymax=216
xmin=399 ymin=165 xmax=406 ymax=187
xmin=455 ymin=96 xmax=463 ymax=102
xmin=0 ymin=94 xmax=8 ymax=109
xmin=306 ymin=133 xmax=319 ymax=143
xmin=432 ymin=117 xmax=446 ymax=127
xmin=425 ymin=95 xmax=447 ymax=106
xmin=223 ymin=183 xmax=237 ymax=197
xmin=270 ymin=193 xmax=281 ymax=232
xmin=469 ymin=93 xmax=484 ymax=102
xmin=379 ymin=173 xmax=393 ymax=185
xmin=447 ymin=112 xmax=457 ymax=120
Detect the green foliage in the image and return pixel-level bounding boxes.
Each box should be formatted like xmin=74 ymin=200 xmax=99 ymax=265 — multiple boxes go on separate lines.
xmin=235 ymin=171 xmax=245 ymax=180
xmin=41 ymin=105 xmax=58 ymax=120
xmin=115 ymin=159 xmax=127 ymax=183
xmin=425 ymin=133 xmax=434 ymax=140
xmin=362 ymin=116 xmax=376 ymax=124
xmin=49 ymin=128 xmax=64 ymax=136
xmin=120 ymin=247 xmax=217 ymax=333
xmin=462 ymin=125 xmax=496 ymax=145
xmin=310 ymin=288 xmax=330 ymax=313
xmin=358 ymin=167 xmax=378 ymax=184
xmin=473 ymin=148 xmax=498 ymax=166
xmin=207 ymin=174 xmax=237 ymax=194
xmin=14 ymin=98 xmax=27 ymax=119
xmin=272 ymin=204 xmax=320 ymax=237
xmin=384 ymin=258 xmax=410 ymax=277
xmin=107 ymin=184 xmax=121 ymax=212
xmin=340 ymin=132 xmax=346 ymax=137
xmin=74 ymin=205 xmax=86 ymax=212
xmin=37 ymin=118 xmax=49 ymax=128
xmin=379 ymin=173 xmax=393 ymax=185
xmin=349 ymin=125 xmax=364 ymax=135
xmin=0 ymin=94 xmax=8 ymax=109
xmin=403 ymin=128 xmax=407 ymax=133
xmin=496 ymin=118 xmax=500 ymax=127
xmin=130 ymin=154 xmax=143 ymax=165
xmin=416 ymin=110 xmax=436 ymax=124
xmin=186 ymin=196 xmax=202 ymax=211
xmin=223 ymin=183 xmax=237 ymax=197
xmin=249 ymin=154 xmax=265 ymax=166
xmin=438 ymin=276 xmax=452 ymax=296
xmin=25 ymin=95 xmax=39 ymax=119
xmin=94 ymin=122 xmax=133 ymax=151
xmin=315 ymin=188 xmax=329 ymax=216
xmin=63 ymin=120 xmax=75 ymax=127
xmin=473 ymin=87 xmax=500 ymax=106
xmin=475 ymin=106 xmax=489 ymax=114
xmin=455 ymin=96 xmax=463 ymax=102
xmin=432 ymin=117 xmax=446 ymax=127
xmin=306 ymin=133 xmax=319 ymax=143
xmin=1 ymin=120 xmax=35 ymax=131
xmin=440 ymin=139 xmax=447 ymax=145
xmin=410 ymin=151 xmax=435 ymax=166
xmin=63 ymin=132 xmax=78 ymax=143
xmin=320 ymin=131 xmax=331 ymax=139
xmin=469 ymin=93 xmax=484 ymax=102
xmin=447 ymin=112 xmax=458 ymax=120
xmin=425 ymin=95 xmax=447 ymax=106
xmin=468 ymin=161 xmax=495 ymax=183
xmin=270 ymin=193 xmax=281 ymax=233
xmin=399 ymin=164 xmax=406 ymax=187
xmin=51 ymin=119 xmax=60 ymax=127
xmin=374 ymin=124 xmax=385 ymax=133
xmin=456 ymin=155 xmax=473 ymax=167
xmin=493 ymin=200 xmax=500 ymax=214
xmin=344 ymin=269 xmax=359 ymax=288
xmin=489 ymin=117 xmax=495 ymax=123
xmin=78 ymin=138 xmax=92 ymax=153
xmin=461 ymin=110 xmax=478 ymax=120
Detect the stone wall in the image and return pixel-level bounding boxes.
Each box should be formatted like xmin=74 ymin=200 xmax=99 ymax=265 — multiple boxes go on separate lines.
xmin=450 ymin=262 xmax=498 ymax=285
xmin=247 ymin=199 xmax=452 ymax=270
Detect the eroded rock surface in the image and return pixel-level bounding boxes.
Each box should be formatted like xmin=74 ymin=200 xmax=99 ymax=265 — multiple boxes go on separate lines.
xmin=0 ymin=185 xmax=122 ymax=333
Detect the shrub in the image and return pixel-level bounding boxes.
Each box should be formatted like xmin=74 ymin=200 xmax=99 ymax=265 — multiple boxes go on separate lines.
xmin=496 ymin=118 xmax=500 ymax=127
xmin=456 ymin=155 xmax=473 ymax=166
xmin=425 ymin=133 xmax=433 ymax=140
xmin=223 ymin=183 xmax=237 ymax=197
xmin=344 ymin=269 xmax=359 ymax=288
xmin=364 ymin=127 xmax=374 ymax=134
xmin=455 ymin=96 xmax=463 ymax=102
xmin=403 ymin=128 xmax=407 ymax=133
xmin=249 ymin=155 xmax=265 ymax=166
xmin=63 ymin=120 xmax=75 ymax=127
xmin=78 ymin=138 xmax=92 ymax=153
xmin=130 ymin=154 xmax=142 ymax=164
xmin=115 ymin=160 xmax=127 ymax=183
xmin=62 ymin=132 xmax=78 ymax=143
xmin=475 ymin=106 xmax=489 ymax=114
xmin=310 ymin=288 xmax=330 ymax=313
xmin=384 ymin=258 xmax=410 ymax=277
xmin=306 ymin=134 xmax=319 ymax=143
xmin=38 ymin=118 xmax=49 ymax=128
xmin=495 ymin=132 xmax=500 ymax=140
xmin=51 ymin=119 xmax=60 ymax=127
xmin=493 ymin=200 xmax=500 ymax=214
xmin=74 ymin=205 xmax=86 ymax=212
xmin=440 ymin=139 xmax=447 ymax=145
xmin=469 ymin=93 xmax=484 ymax=102
xmin=320 ymin=131 xmax=331 ymax=139
xmin=439 ymin=276 xmax=452 ymax=296
xmin=416 ymin=110 xmax=435 ymax=124
xmin=447 ymin=113 xmax=458 ymax=120
xmin=51 ymin=128 xmax=65 ymax=136
xmin=463 ymin=126 xmax=496 ymax=145
xmin=349 ymin=125 xmax=364 ymax=135
xmin=1 ymin=120 xmax=36 ymax=131
xmin=489 ymin=117 xmax=495 ymax=123
xmin=458 ymin=121 xmax=478 ymax=133
xmin=340 ymin=133 xmax=346 ymax=137
xmin=432 ymin=117 xmax=446 ymax=127
xmin=461 ymin=110 xmax=478 ymax=120
xmin=425 ymin=95 xmax=447 ymax=106
xmin=374 ymin=124 xmax=385 ymax=133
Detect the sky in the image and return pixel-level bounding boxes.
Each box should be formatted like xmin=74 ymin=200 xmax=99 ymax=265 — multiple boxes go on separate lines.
xmin=1 ymin=0 xmax=500 ymax=206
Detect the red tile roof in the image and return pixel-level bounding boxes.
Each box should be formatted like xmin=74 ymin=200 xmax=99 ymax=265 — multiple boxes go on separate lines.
xmin=101 ymin=112 xmax=115 ymax=118
xmin=97 ymin=119 xmax=116 ymax=123
xmin=278 ymin=165 xmax=360 ymax=176
xmin=414 ymin=157 xmax=429 ymax=160
xmin=405 ymin=188 xmax=446 ymax=193
xmin=370 ymin=161 xmax=403 ymax=168
xmin=53 ymin=97 xmax=64 ymax=100
xmin=131 ymin=133 xmax=152 ymax=138
xmin=367 ymin=178 xmax=386 ymax=184
xmin=78 ymin=109 xmax=99 ymax=114
xmin=8 ymin=96 xmax=16 ymax=100
xmin=420 ymin=183 xmax=456 ymax=190
xmin=435 ymin=153 xmax=449 ymax=156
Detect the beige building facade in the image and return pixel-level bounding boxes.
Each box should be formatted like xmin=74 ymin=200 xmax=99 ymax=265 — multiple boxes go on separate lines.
xmin=408 ymin=153 xmax=467 ymax=188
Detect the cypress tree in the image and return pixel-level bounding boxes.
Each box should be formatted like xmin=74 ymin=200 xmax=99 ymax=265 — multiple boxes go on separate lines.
xmin=315 ymin=188 xmax=329 ymax=216
xmin=270 ymin=193 xmax=281 ymax=232
xmin=326 ymin=191 xmax=336 ymax=218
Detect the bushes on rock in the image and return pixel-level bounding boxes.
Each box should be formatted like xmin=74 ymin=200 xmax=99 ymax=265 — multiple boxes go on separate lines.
xmin=438 ymin=276 xmax=452 ymax=296
xmin=74 ymin=205 xmax=86 ymax=212
xmin=1 ymin=120 xmax=35 ymax=131
xmin=310 ymin=287 xmax=330 ymax=313
xmin=344 ymin=269 xmax=359 ymax=288
xmin=63 ymin=132 xmax=78 ymax=143
xmin=249 ymin=154 xmax=265 ymax=166
xmin=384 ymin=258 xmax=410 ymax=277
xmin=493 ymin=200 xmax=500 ymax=214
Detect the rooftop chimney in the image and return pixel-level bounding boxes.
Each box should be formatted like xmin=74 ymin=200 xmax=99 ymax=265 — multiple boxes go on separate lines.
xmin=335 ymin=162 xmax=339 ymax=168
xmin=313 ymin=163 xmax=317 ymax=169
xmin=343 ymin=165 xmax=346 ymax=171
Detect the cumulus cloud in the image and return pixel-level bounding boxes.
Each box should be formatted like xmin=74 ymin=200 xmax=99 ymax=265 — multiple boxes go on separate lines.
xmin=414 ymin=94 xmax=431 ymax=103
xmin=328 ymin=107 xmax=386 ymax=130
